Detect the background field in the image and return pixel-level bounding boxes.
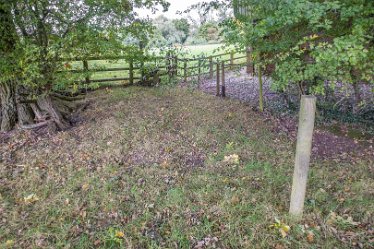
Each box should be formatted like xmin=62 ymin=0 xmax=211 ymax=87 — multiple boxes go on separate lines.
xmin=65 ymin=44 xmax=246 ymax=87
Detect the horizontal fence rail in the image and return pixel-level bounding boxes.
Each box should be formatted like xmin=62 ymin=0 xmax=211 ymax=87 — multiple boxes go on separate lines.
xmin=58 ymin=49 xmax=252 ymax=88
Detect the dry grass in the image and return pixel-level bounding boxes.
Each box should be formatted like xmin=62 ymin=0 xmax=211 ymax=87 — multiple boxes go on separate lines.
xmin=0 ymin=86 xmax=372 ymax=248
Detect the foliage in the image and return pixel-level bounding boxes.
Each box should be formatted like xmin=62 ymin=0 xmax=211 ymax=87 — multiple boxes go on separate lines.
xmin=1 ymin=0 xmax=169 ymax=92
xmin=172 ymin=18 xmax=190 ymax=44
xmin=198 ymin=22 xmax=220 ymax=42
xmin=151 ymin=15 xmax=186 ymax=46
xmin=223 ymin=0 xmax=373 ymax=96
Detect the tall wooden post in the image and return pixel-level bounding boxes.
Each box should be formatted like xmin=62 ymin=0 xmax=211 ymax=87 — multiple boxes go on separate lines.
xmin=139 ymin=42 xmax=145 ymax=81
xmin=83 ymin=60 xmax=90 ymax=84
xmin=166 ymin=52 xmax=171 ymax=83
xmin=230 ymin=52 xmax=234 ymax=70
xmin=140 ymin=57 xmax=145 ymax=81
xmin=209 ymin=56 xmax=213 ymax=79
xmin=184 ymin=60 xmax=188 ymax=82
xmin=129 ymin=59 xmax=134 ymax=85
xmin=197 ymin=59 xmax=201 ymax=86
xmin=173 ymin=56 xmax=178 ymax=77
xmin=221 ymin=61 xmax=226 ymax=97
xmin=289 ymin=95 xmax=316 ymax=219
xmin=216 ymin=62 xmax=220 ymax=96
xmin=258 ymin=65 xmax=264 ymax=112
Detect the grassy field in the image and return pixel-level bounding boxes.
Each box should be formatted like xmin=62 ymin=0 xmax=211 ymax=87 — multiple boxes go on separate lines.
xmin=66 ymin=44 xmax=245 ymax=86
xmin=178 ymin=43 xmax=232 ymax=57
xmin=0 ymin=86 xmax=372 ymax=248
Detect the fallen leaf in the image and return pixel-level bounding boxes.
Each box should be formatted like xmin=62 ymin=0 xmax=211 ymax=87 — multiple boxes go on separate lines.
xmin=231 ymin=195 xmax=240 ymax=205
xmin=115 ymin=231 xmax=124 ymax=238
xmin=223 ymin=154 xmax=240 ymax=165
xmin=82 ymin=183 xmax=90 ymax=191
xmin=306 ymin=231 xmax=314 ymax=243
xmin=24 ymin=193 xmax=39 ymax=204
xmin=5 ymin=240 xmax=14 ymax=247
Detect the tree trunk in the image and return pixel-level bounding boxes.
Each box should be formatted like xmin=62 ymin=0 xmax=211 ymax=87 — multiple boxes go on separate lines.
xmin=0 ymin=81 xmax=17 ymax=131
xmin=37 ymin=95 xmax=70 ymax=130
xmin=16 ymin=86 xmax=35 ymax=125
xmin=352 ymin=82 xmax=362 ymax=114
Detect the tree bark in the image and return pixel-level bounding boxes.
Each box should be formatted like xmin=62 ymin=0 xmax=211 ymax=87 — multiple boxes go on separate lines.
xmin=0 ymin=81 xmax=17 ymax=131
xmin=352 ymin=82 xmax=362 ymax=114
xmin=37 ymin=95 xmax=70 ymax=130
xmin=16 ymin=86 xmax=35 ymax=126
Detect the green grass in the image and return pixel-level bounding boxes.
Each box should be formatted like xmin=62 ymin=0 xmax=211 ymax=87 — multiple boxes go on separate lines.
xmin=1 ymin=86 xmax=371 ymax=248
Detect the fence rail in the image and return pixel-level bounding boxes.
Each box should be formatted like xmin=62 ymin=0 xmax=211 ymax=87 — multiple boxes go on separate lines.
xmin=59 ymin=49 xmax=253 ymax=87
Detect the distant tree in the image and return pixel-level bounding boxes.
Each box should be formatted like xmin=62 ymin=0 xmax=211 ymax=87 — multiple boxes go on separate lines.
xmin=152 ymin=15 xmax=190 ymax=45
xmin=199 ymin=22 xmax=220 ymax=42
xmin=172 ymin=18 xmax=190 ymax=44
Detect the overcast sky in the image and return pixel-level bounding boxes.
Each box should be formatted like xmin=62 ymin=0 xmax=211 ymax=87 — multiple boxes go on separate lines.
xmin=136 ymin=0 xmax=203 ymax=19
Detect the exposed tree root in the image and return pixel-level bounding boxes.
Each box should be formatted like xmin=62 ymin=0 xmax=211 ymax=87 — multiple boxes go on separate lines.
xmin=1 ymin=89 xmax=90 ymax=132
xmin=20 ymin=121 xmax=49 ymax=130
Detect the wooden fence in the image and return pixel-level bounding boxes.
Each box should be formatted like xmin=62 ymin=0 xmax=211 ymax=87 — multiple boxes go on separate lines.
xmin=60 ymin=49 xmax=254 ymax=88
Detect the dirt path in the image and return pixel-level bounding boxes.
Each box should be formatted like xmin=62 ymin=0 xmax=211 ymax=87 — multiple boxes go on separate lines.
xmin=188 ymin=68 xmax=374 ymax=161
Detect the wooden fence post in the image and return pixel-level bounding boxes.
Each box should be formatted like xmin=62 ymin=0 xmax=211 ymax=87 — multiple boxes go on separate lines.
xmin=230 ymin=52 xmax=234 ymax=70
xmin=209 ymin=56 xmax=213 ymax=79
xmin=197 ymin=59 xmax=201 ymax=86
xmin=153 ymin=71 xmax=159 ymax=86
xmin=83 ymin=60 xmax=90 ymax=84
xmin=139 ymin=42 xmax=145 ymax=81
xmin=173 ymin=56 xmax=178 ymax=77
xmin=258 ymin=65 xmax=264 ymax=112
xmin=216 ymin=62 xmax=220 ymax=96
xmin=221 ymin=61 xmax=225 ymax=97
xmin=129 ymin=59 xmax=134 ymax=85
xmin=140 ymin=57 xmax=145 ymax=81
xmin=166 ymin=52 xmax=171 ymax=83
xmin=289 ymin=95 xmax=316 ymax=219
xmin=184 ymin=60 xmax=188 ymax=82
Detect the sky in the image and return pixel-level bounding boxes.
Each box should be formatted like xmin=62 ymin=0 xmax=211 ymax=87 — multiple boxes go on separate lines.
xmin=136 ymin=0 xmax=203 ymax=19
